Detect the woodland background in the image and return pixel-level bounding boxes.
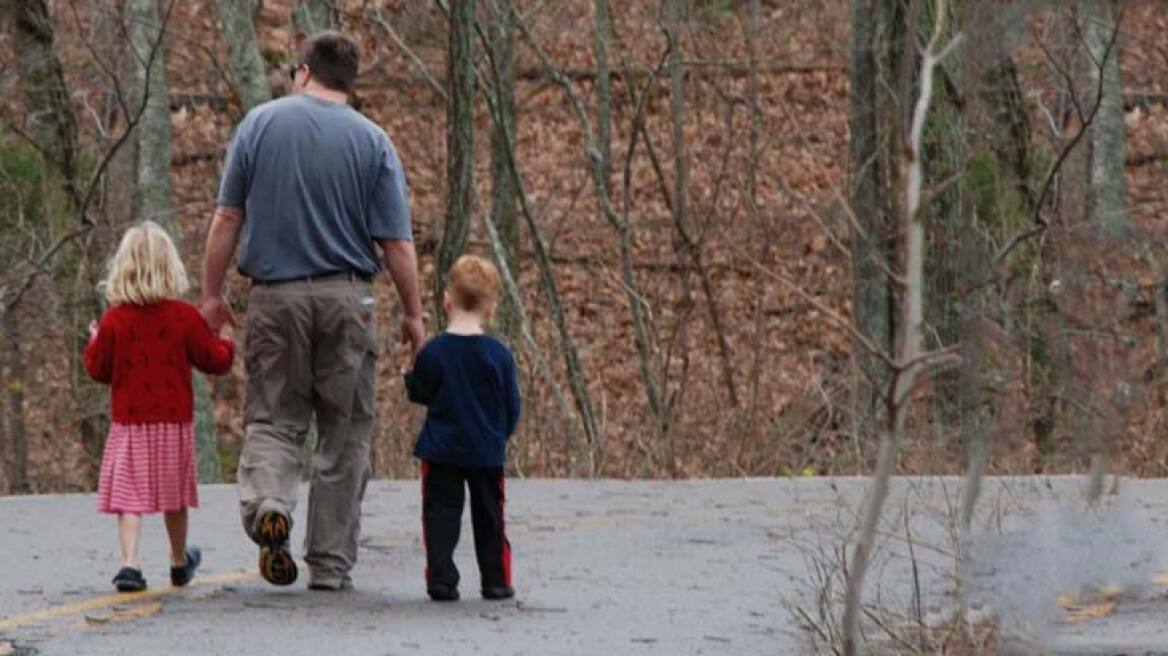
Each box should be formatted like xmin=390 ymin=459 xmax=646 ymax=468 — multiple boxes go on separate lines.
xmin=0 ymin=0 xmax=1165 ymax=494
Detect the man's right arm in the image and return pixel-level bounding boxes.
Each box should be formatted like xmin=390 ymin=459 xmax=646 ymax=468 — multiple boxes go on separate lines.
xmin=203 ymin=114 xmax=251 ymax=330
xmin=380 ymin=238 xmax=424 ymax=355
xmin=201 ymin=206 xmax=245 ymax=330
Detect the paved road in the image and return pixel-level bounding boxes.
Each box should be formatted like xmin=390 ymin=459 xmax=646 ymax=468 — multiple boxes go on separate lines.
xmin=0 ymin=479 xmax=813 ymax=655
xmin=2 ymin=477 xmax=1168 ymax=655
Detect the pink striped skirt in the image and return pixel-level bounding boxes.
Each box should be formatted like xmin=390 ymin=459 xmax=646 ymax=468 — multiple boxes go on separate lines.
xmin=97 ymin=422 xmax=199 ymax=514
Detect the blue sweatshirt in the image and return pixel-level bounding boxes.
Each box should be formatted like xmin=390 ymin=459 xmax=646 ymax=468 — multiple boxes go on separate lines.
xmin=405 ymin=333 xmax=521 ymax=468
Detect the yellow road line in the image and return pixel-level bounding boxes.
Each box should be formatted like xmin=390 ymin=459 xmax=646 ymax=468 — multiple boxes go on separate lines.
xmin=0 ymin=569 xmax=257 ymax=632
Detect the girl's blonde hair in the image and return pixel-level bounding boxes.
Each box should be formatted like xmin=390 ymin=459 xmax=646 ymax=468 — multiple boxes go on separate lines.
xmin=102 ymin=220 xmax=189 ymax=306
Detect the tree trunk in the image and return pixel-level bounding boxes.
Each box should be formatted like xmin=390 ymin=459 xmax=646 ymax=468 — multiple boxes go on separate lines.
xmin=482 ymin=14 xmax=603 ymax=469
xmin=4 ymin=312 xmax=28 ymax=493
xmin=665 ymin=0 xmax=739 ymax=410
xmin=481 ymin=211 xmax=579 ymax=447
xmin=843 ymin=5 xmax=953 ymax=650
xmin=214 ymin=0 xmax=271 ymax=112
xmin=5 ymin=0 xmax=82 ymax=209
xmin=593 ymin=0 xmax=613 ymax=184
xmin=435 ymin=0 xmax=476 ymax=326
xmin=1082 ymin=0 xmax=1129 ymax=238
xmin=920 ymin=0 xmax=965 ymax=447
xmin=498 ymin=4 xmax=661 ymax=428
xmin=959 ymin=37 xmax=1034 ymax=516
xmin=848 ymin=0 xmax=895 ymax=445
xmin=595 ymin=0 xmax=665 ymax=425
xmin=128 ymin=0 xmax=222 ymax=483
xmin=738 ymin=0 xmax=769 ymax=461
xmin=1080 ymin=0 xmax=1128 ymax=502
xmin=129 ymin=0 xmax=175 ymax=227
xmin=487 ymin=0 xmax=521 ymax=341
xmin=6 ymin=0 xmax=104 ymax=487
xmin=293 ymin=0 xmax=335 ymax=34
xmin=0 ymin=338 xmax=6 ymax=493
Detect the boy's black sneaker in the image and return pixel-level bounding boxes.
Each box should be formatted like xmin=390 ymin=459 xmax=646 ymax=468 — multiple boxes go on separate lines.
xmin=256 ymin=510 xmax=297 ymax=586
xmin=170 ymin=546 xmax=202 ymax=587
xmin=481 ymin=585 xmax=515 ymax=601
xmin=427 ymin=583 xmax=460 ymax=602
xmin=113 ymin=567 xmax=147 ymax=593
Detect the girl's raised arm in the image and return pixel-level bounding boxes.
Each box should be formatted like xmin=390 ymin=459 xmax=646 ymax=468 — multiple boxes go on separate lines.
xmin=84 ymin=314 xmax=116 ymax=383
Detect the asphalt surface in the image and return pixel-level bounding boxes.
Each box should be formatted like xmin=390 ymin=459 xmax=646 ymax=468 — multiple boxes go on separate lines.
xmin=2 ymin=477 xmax=1168 ymax=655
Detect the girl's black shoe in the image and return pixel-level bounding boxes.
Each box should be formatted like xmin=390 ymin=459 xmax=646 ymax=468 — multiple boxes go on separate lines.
xmin=170 ymin=546 xmax=202 ymax=587
xmin=113 ymin=567 xmax=147 ymax=593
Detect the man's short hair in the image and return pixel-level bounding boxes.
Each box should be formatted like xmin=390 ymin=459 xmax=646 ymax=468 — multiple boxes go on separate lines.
xmin=299 ymin=31 xmax=359 ymax=94
xmin=448 ymin=255 xmax=502 ymax=313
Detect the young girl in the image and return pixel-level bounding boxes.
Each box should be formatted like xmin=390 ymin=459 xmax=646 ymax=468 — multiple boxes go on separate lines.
xmin=85 ymin=221 xmax=234 ymax=592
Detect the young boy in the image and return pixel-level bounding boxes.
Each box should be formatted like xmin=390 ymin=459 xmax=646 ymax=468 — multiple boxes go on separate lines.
xmin=405 ymin=255 xmax=520 ymax=602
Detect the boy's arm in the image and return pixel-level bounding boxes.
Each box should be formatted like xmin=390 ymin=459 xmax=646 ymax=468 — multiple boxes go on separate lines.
xmin=503 ymin=351 xmax=521 ymax=438
xmin=405 ymin=346 xmax=438 ymax=406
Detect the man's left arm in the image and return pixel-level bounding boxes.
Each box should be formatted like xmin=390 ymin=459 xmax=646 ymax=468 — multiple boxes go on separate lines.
xmin=381 ymin=239 xmax=424 ymax=355
xmin=370 ymin=136 xmax=423 ymax=354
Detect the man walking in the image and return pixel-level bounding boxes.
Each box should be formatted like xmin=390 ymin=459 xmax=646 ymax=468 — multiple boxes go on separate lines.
xmin=201 ymin=32 xmax=424 ymax=590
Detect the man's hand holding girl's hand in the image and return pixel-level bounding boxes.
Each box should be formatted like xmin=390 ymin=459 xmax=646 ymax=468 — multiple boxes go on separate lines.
xmin=218 ymin=321 xmax=235 ymax=341
xmin=88 ymin=320 xmax=99 ymax=340
xmin=201 ymin=294 xmax=237 ymax=333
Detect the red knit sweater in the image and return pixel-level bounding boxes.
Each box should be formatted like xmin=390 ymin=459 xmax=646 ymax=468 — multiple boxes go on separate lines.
xmin=84 ymin=300 xmax=234 ymax=424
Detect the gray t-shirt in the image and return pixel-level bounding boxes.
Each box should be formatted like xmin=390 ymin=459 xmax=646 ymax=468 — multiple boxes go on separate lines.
xmin=217 ymin=94 xmax=412 ymax=281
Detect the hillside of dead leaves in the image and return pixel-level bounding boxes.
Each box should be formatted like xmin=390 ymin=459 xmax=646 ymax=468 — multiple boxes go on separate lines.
xmin=4 ymin=1 xmax=1168 ymax=491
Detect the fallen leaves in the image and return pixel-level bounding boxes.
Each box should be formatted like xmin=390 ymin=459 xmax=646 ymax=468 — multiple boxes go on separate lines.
xmin=1063 ymin=600 xmax=1116 ymax=624
xmin=1057 ymin=584 xmax=1124 ymax=623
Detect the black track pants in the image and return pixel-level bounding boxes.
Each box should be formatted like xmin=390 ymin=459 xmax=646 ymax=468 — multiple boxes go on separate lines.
xmin=420 ymin=461 xmax=512 ymax=591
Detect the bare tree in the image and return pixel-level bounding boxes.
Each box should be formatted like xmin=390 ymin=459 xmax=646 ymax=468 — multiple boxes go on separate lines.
xmin=128 ymin=0 xmax=175 ymax=227
xmin=848 ymin=0 xmax=895 ymax=448
xmin=487 ymin=0 xmax=520 ymax=340
xmin=214 ymin=0 xmax=271 ymax=112
xmin=2 ymin=0 xmax=88 ymax=492
xmin=2 ymin=301 xmax=26 ymax=492
xmin=501 ymin=4 xmax=664 ymax=430
xmin=294 ymin=0 xmax=335 ymax=35
xmin=592 ymin=0 xmax=613 ymax=185
xmin=435 ymin=0 xmax=475 ymax=325
xmin=4 ymin=0 xmax=82 ymax=208
xmin=841 ymin=1 xmax=962 ymax=652
xmin=664 ymin=0 xmax=739 ymax=409
xmin=1083 ymin=0 xmax=1129 ymax=238
xmin=483 ymin=10 xmax=604 ymax=466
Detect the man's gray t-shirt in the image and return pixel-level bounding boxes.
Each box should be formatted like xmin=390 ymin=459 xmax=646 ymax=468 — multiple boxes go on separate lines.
xmin=217 ymin=94 xmax=412 ymax=281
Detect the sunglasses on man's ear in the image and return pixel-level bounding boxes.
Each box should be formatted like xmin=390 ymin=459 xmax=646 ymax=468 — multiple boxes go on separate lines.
xmin=289 ymin=64 xmax=304 ymax=82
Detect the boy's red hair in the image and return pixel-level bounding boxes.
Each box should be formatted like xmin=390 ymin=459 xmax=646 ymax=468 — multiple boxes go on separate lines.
xmin=448 ymin=255 xmax=501 ymax=312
